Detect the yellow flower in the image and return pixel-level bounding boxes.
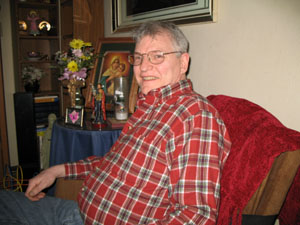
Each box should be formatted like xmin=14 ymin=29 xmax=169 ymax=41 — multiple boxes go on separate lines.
xmin=81 ymin=55 xmax=91 ymax=60
xmin=70 ymin=39 xmax=84 ymax=49
xmin=67 ymin=61 xmax=78 ymax=72
xmin=84 ymin=42 xmax=92 ymax=47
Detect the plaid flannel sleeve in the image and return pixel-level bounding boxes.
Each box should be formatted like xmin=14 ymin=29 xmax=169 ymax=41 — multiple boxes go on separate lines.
xmin=64 ymin=155 xmax=105 ymax=179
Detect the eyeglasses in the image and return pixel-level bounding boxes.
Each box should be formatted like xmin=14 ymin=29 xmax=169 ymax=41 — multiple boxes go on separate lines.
xmin=128 ymin=50 xmax=183 ymax=66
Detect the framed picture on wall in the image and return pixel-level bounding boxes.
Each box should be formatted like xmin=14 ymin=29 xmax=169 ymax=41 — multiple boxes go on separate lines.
xmin=112 ymin=0 xmax=216 ymax=32
xmin=85 ymin=38 xmax=138 ymax=116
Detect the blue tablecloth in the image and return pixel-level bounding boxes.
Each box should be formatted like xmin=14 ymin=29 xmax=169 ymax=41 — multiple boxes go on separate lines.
xmin=49 ymin=120 xmax=121 ymax=166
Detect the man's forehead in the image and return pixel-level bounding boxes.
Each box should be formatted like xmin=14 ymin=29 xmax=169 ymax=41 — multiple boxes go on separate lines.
xmin=135 ymin=34 xmax=173 ymax=51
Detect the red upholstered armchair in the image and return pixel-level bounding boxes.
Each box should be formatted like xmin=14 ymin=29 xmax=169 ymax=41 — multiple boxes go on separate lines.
xmin=55 ymin=95 xmax=300 ymax=225
xmin=207 ymin=95 xmax=300 ymax=225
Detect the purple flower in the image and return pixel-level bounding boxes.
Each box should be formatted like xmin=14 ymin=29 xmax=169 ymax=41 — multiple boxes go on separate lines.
xmin=69 ymin=110 xmax=79 ymax=123
xmin=76 ymin=68 xmax=87 ymax=80
xmin=58 ymin=67 xmax=88 ymax=80
xmin=58 ymin=68 xmax=72 ymax=80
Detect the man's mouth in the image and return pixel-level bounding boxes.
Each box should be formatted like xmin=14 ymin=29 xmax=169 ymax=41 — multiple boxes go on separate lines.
xmin=142 ymin=76 xmax=158 ymax=81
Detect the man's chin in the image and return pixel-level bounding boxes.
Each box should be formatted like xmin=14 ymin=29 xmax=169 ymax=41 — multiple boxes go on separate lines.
xmin=141 ymin=88 xmax=150 ymax=95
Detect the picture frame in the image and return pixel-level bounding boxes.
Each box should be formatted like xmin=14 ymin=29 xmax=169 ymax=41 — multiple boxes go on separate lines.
xmin=112 ymin=0 xmax=216 ymax=32
xmin=85 ymin=38 xmax=138 ymax=116
xmin=65 ymin=107 xmax=84 ymax=127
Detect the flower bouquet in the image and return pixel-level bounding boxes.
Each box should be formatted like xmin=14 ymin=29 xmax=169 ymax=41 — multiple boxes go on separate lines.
xmin=22 ymin=65 xmax=45 ymax=93
xmin=55 ymin=39 xmax=95 ymax=81
xmin=55 ymin=39 xmax=95 ymax=107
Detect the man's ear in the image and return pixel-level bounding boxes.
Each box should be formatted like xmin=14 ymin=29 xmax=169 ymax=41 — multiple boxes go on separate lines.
xmin=180 ymin=53 xmax=190 ymax=74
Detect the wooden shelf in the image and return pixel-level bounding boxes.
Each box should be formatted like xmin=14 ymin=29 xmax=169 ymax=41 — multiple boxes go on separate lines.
xmin=17 ymin=1 xmax=57 ymax=8
xmin=19 ymin=35 xmax=59 ymax=39
xmin=20 ymin=60 xmax=56 ymax=64
xmin=34 ymin=90 xmax=60 ymax=97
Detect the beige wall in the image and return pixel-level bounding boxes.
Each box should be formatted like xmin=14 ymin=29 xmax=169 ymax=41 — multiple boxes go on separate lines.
xmin=105 ymin=0 xmax=300 ymax=132
xmin=0 ymin=0 xmax=18 ymax=166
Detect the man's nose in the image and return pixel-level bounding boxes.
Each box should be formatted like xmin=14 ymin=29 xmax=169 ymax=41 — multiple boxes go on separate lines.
xmin=140 ymin=54 xmax=152 ymax=71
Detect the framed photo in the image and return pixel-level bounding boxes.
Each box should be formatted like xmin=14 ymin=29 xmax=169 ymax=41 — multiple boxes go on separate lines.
xmin=112 ymin=0 xmax=216 ymax=32
xmin=85 ymin=38 xmax=138 ymax=115
xmin=65 ymin=107 xmax=84 ymax=127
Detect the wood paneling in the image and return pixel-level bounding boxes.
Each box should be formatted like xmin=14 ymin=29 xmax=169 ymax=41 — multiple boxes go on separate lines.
xmin=73 ymin=0 xmax=104 ymax=47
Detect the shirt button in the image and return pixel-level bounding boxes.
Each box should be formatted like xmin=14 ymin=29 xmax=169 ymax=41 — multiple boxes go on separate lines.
xmin=128 ymin=126 xmax=132 ymax=130
xmin=81 ymin=186 xmax=87 ymax=192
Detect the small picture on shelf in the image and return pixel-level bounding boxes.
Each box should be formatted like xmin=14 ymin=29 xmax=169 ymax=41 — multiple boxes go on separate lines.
xmin=65 ymin=107 xmax=84 ymax=127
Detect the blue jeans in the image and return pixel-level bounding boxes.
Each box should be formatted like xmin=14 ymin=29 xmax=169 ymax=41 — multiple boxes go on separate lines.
xmin=0 ymin=190 xmax=83 ymax=225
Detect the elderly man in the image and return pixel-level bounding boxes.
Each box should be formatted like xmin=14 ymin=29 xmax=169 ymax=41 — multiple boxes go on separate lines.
xmin=0 ymin=21 xmax=230 ymax=225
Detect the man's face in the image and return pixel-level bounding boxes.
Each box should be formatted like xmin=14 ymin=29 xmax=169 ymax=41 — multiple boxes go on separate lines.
xmin=133 ymin=33 xmax=189 ymax=95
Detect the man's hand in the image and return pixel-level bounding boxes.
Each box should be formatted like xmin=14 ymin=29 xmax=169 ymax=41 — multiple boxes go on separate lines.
xmin=25 ymin=164 xmax=65 ymax=201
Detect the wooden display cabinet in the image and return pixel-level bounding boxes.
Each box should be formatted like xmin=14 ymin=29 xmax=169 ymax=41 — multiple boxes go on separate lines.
xmin=11 ymin=1 xmax=62 ymax=177
xmin=10 ymin=0 xmax=105 ymax=178
xmin=12 ymin=0 xmax=60 ymax=93
xmin=12 ymin=0 xmax=105 ymax=114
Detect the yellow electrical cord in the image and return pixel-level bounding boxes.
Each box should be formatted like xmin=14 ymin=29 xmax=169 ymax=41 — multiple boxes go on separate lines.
xmin=2 ymin=165 xmax=25 ymax=192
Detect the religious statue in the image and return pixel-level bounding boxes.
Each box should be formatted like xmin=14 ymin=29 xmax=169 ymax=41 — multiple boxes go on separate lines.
xmin=27 ymin=10 xmax=40 ymax=36
xmin=92 ymin=83 xmax=106 ymax=128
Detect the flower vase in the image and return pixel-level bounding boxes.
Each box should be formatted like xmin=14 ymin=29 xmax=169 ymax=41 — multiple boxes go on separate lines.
xmin=62 ymin=78 xmax=85 ymax=108
xmin=75 ymin=87 xmax=85 ymax=107
xmin=24 ymin=81 xmax=40 ymax=93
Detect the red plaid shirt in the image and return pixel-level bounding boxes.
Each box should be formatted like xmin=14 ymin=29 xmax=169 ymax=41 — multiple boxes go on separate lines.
xmin=65 ymin=79 xmax=231 ymax=225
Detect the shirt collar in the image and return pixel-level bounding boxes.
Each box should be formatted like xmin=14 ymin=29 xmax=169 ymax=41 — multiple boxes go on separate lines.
xmin=137 ymin=79 xmax=193 ymax=106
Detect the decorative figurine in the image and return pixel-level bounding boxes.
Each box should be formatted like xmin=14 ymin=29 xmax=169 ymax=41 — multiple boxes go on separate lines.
xmin=27 ymin=10 xmax=40 ymax=36
xmin=92 ymin=83 xmax=106 ymax=128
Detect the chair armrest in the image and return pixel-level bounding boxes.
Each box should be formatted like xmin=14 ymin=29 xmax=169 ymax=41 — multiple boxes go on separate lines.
xmin=54 ymin=178 xmax=84 ymax=201
xmin=243 ymin=149 xmax=300 ymax=215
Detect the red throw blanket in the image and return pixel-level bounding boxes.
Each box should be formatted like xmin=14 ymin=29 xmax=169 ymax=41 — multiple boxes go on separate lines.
xmin=207 ymin=95 xmax=300 ymax=225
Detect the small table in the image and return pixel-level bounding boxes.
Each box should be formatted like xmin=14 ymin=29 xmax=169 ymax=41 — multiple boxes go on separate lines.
xmin=49 ymin=118 xmax=122 ymax=166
